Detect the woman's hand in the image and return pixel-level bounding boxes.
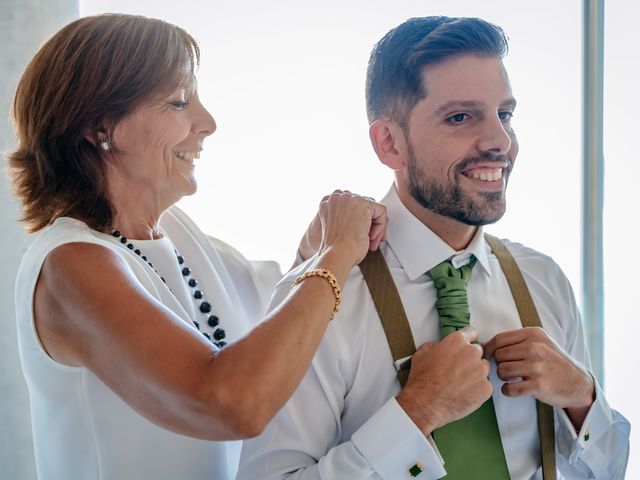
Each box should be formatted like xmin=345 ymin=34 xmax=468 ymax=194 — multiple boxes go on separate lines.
xmin=296 ymin=190 xmax=387 ymax=266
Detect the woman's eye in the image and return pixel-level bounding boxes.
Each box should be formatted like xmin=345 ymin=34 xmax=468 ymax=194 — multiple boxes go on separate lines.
xmin=170 ymin=100 xmax=189 ymax=109
xmin=447 ymin=113 xmax=468 ymax=124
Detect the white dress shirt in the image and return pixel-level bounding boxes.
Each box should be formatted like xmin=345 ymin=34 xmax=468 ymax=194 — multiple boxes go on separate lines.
xmin=238 ymin=186 xmax=630 ymax=480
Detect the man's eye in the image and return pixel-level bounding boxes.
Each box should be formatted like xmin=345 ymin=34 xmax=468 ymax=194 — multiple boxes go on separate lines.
xmin=447 ymin=113 xmax=468 ymax=124
xmin=499 ymin=111 xmax=514 ymax=121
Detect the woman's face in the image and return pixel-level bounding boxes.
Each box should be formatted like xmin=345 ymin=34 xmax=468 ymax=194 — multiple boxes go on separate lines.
xmin=108 ymin=84 xmax=216 ymax=206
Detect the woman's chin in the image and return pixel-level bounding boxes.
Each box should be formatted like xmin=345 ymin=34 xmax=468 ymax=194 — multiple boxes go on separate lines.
xmin=166 ymin=178 xmax=198 ymax=206
xmin=183 ymin=181 xmax=198 ymax=197
xmin=181 ymin=174 xmax=198 ymax=195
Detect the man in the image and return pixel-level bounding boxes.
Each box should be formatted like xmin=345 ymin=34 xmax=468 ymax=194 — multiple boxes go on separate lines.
xmin=237 ymin=16 xmax=630 ymax=479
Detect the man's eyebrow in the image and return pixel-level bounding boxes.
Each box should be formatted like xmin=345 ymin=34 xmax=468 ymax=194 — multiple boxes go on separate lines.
xmin=432 ymin=98 xmax=518 ymax=116
xmin=433 ymin=100 xmax=484 ymax=116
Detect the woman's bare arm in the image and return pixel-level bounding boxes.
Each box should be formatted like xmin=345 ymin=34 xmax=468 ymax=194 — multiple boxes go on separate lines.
xmin=34 ymin=193 xmax=386 ymax=440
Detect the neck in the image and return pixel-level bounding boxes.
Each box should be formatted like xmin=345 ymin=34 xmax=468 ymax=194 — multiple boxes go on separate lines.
xmin=106 ymin=169 xmax=171 ymax=240
xmin=110 ymin=210 xmax=162 ymax=240
xmin=397 ymin=187 xmax=478 ymax=251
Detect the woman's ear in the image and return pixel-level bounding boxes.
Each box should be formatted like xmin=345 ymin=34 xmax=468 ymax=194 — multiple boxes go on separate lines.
xmin=369 ymin=119 xmax=407 ymax=171
xmin=84 ymin=127 xmax=111 ymax=151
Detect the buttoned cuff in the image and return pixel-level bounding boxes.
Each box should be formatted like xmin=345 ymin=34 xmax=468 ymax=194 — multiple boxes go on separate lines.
xmin=557 ymin=374 xmax=613 ymax=478
xmin=351 ymin=397 xmax=446 ymax=479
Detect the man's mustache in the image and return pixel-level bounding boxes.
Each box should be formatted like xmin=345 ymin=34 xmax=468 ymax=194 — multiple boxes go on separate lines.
xmin=455 ymin=153 xmax=512 ymax=174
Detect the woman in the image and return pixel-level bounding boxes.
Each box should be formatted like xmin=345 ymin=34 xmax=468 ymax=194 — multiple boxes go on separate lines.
xmin=10 ymin=14 xmax=386 ymax=480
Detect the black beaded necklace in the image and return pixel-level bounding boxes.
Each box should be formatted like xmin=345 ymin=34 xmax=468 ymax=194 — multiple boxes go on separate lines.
xmin=111 ymin=231 xmax=226 ymax=348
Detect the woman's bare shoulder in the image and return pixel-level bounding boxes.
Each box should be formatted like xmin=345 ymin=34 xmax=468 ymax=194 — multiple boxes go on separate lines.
xmin=34 ymin=240 xmax=143 ymax=365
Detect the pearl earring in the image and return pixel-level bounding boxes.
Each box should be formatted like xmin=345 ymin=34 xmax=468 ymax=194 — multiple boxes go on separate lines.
xmin=99 ymin=138 xmax=111 ymax=151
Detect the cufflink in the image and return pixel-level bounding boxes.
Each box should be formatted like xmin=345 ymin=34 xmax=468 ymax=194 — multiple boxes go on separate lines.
xmin=408 ymin=462 xmax=424 ymax=477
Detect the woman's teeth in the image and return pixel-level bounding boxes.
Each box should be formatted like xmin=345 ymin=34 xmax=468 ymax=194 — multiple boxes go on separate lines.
xmin=174 ymin=151 xmax=200 ymax=161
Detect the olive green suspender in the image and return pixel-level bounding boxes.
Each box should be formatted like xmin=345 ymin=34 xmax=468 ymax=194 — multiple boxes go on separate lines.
xmin=358 ymin=234 xmax=556 ymax=480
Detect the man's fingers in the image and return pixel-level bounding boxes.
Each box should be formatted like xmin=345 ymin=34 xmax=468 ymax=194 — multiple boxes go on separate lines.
xmin=496 ymin=359 xmax=536 ymax=381
xmin=483 ymin=327 xmax=537 ymax=360
xmin=501 ymin=379 xmax=535 ymax=398
xmin=482 ymin=336 xmax=497 ymax=360
xmin=481 ymin=358 xmax=491 ymax=377
xmin=493 ymin=343 xmax=528 ymax=363
xmin=413 ymin=340 xmax=439 ymax=356
xmin=420 ymin=340 xmax=438 ymax=351
xmin=397 ymin=341 xmax=438 ymax=373
xmin=458 ymin=325 xmax=479 ymax=344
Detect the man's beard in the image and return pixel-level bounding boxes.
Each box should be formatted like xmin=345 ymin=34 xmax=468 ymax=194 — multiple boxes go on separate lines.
xmin=407 ymin=142 xmax=510 ymax=226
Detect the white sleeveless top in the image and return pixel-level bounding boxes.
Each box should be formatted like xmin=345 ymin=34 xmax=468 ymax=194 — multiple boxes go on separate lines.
xmin=15 ymin=207 xmax=281 ymax=480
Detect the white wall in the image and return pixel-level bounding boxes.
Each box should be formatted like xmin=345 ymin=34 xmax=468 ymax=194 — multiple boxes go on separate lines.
xmin=0 ymin=1 xmax=78 ymax=478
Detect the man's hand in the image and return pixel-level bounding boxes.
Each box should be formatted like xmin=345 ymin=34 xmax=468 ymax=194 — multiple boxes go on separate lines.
xmin=396 ymin=326 xmax=492 ymax=436
xmin=483 ymin=327 xmax=595 ymax=429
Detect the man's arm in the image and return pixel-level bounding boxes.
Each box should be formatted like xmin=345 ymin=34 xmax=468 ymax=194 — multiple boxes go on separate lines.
xmin=553 ymin=285 xmax=630 ymax=480
xmin=237 ymin=354 xmax=444 ymax=479
xmin=237 ymin=270 xmax=449 ymax=480
xmin=238 ymin=266 xmax=498 ymax=480
xmin=485 ymin=260 xmax=630 ymax=478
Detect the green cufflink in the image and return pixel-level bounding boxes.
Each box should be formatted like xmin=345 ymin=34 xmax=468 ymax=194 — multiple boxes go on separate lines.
xmin=408 ymin=463 xmax=424 ymax=477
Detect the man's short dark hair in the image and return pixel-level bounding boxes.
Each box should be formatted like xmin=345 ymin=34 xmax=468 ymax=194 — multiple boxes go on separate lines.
xmin=365 ymin=16 xmax=509 ymax=125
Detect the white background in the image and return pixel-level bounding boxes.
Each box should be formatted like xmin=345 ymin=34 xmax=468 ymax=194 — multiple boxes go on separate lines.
xmin=79 ymin=1 xmax=640 ymax=476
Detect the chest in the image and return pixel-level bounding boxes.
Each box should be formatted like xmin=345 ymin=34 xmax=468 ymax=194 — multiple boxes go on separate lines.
xmin=391 ymin=263 xmax=567 ymax=347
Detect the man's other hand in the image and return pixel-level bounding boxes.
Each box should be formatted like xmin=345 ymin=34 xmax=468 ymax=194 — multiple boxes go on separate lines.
xmin=484 ymin=326 xmax=595 ymax=430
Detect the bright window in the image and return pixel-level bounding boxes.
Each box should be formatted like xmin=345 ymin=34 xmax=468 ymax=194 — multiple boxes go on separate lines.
xmin=604 ymin=0 xmax=639 ymax=477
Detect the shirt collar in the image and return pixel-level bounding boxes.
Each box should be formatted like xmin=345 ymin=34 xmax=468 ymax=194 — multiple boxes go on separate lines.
xmin=381 ymin=185 xmax=492 ymax=281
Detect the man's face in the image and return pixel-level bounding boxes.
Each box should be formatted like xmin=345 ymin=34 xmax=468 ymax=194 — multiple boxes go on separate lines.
xmin=400 ymin=54 xmax=518 ymax=226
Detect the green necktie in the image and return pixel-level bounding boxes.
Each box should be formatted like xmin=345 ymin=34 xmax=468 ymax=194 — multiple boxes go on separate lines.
xmin=428 ymin=257 xmax=510 ymax=479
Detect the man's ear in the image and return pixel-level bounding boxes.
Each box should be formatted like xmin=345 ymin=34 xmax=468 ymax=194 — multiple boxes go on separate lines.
xmin=369 ymin=119 xmax=406 ymax=171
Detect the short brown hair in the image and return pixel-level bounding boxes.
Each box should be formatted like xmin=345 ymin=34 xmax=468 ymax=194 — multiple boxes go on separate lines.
xmin=366 ymin=16 xmax=508 ymax=126
xmin=9 ymin=14 xmax=200 ymax=232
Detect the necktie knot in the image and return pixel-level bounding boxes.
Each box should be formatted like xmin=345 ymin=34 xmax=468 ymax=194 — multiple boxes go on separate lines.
xmin=428 ymin=256 xmax=477 ymax=338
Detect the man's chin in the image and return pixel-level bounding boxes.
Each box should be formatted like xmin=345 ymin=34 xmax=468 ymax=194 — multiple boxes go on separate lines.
xmin=460 ymin=215 xmax=503 ymax=227
xmin=451 ymin=196 xmax=506 ymax=226
xmin=409 ymin=183 xmax=506 ymax=226
xmin=463 ymin=209 xmax=506 ymax=226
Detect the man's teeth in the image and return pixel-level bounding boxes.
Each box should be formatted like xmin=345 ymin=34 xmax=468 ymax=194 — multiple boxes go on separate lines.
xmin=467 ymin=169 xmax=503 ymax=181
xmin=174 ymin=151 xmax=200 ymax=161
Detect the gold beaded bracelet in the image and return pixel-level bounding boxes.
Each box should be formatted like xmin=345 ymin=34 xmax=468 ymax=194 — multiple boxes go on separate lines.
xmin=293 ymin=268 xmax=342 ymax=320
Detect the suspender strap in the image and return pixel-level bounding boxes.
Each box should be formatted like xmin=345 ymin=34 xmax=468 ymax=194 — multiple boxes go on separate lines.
xmin=484 ymin=234 xmax=557 ymax=480
xmin=359 ymin=238 xmax=557 ymax=480
xmin=484 ymin=234 xmax=547 ymax=329
xmin=359 ymin=248 xmax=415 ymax=388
